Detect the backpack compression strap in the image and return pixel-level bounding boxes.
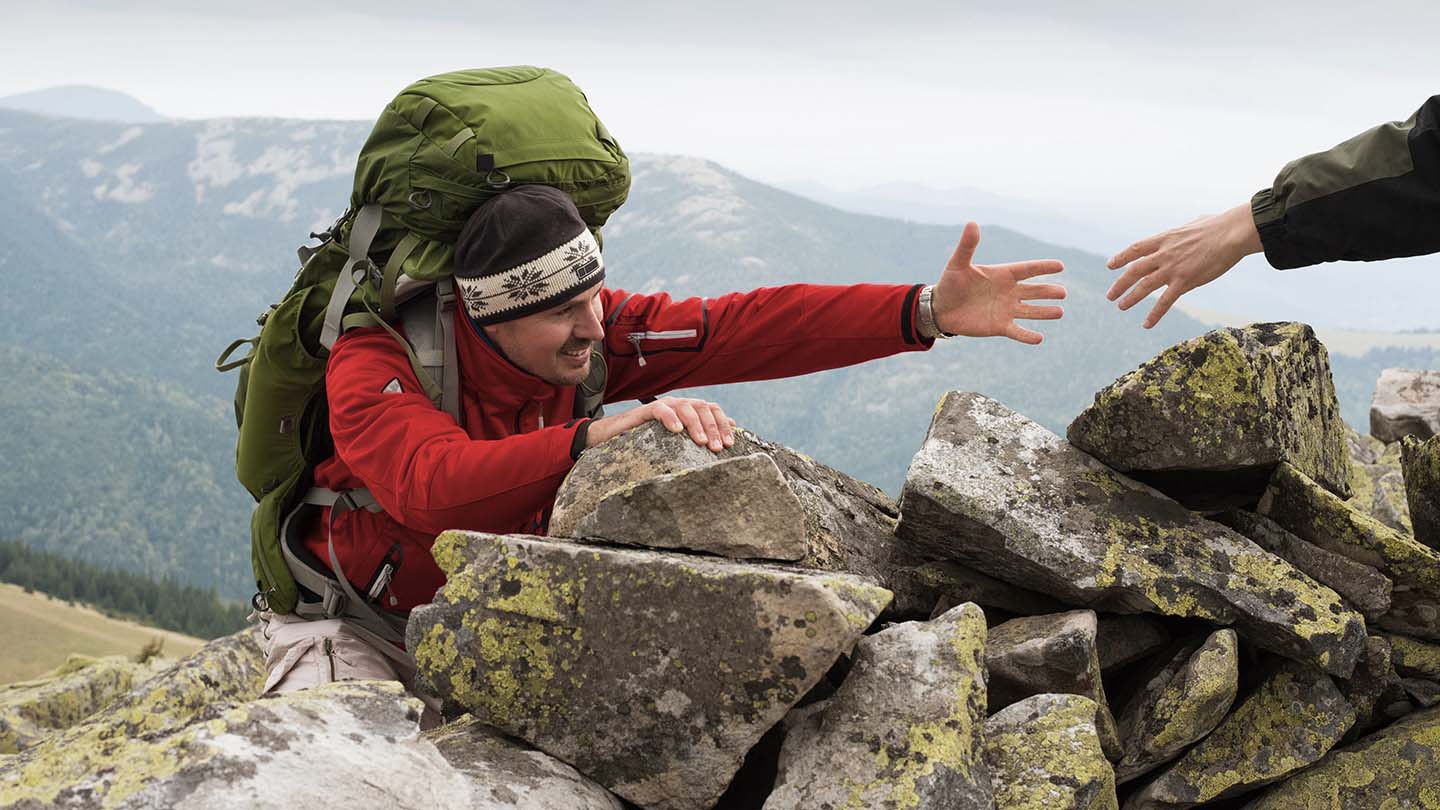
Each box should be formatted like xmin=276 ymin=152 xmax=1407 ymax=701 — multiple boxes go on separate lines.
xmin=320 ymin=204 xmax=383 ymax=351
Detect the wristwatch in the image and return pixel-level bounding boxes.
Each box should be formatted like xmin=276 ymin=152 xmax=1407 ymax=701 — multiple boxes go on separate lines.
xmin=917 ymin=285 xmax=955 ymax=340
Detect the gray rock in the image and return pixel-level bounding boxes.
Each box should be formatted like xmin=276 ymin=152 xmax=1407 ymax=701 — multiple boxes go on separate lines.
xmin=1401 ymin=677 xmax=1440 ymax=708
xmin=764 ymin=603 xmax=994 ymax=810
xmin=1214 ymin=510 xmax=1393 ymax=620
xmin=0 ymin=681 xmax=625 ymax=809
xmin=1244 ymin=705 xmax=1440 ymax=809
xmin=0 ymin=655 xmax=161 ymax=754
xmin=1401 ymin=434 xmax=1440 ymax=551
xmin=896 ymin=392 xmax=1366 ymax=678
xmin=1370 ymin=367 xmax=1440 ymax=443
xmin=897 ymin=559 xmax=1067 ymax=621
xmin=573 ymin=453 xmax=808 ymax=560
xmin=984 ymin=610 xmax=1120 ymax=759
xmin=1258 ymin=461 xmax=1440 ymax=640
xmin=1067 ymin=323 xmax=1350 ymax=506
xmin=1123 ymin=659 xmax=1356 ymax=810
xmin=1114 ymin=630 xmax=1239 ymax=783
xmin=408 ymin=530 xmax=891 ymax=810
xmin=983 ymin=694 xmax=1118 ymax=810
xmin=1338 ymin=636 xmax=1402 ymax=738
xmin=1380 ymin=632 xmax=1440 ymax=679
xmin=1096 ymin=614 xmax=1172 ymax=674
xmin=1346 ymin=430 xmax=1412 ymax=534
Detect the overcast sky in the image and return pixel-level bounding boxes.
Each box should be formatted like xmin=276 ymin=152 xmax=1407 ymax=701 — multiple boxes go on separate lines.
xmin=4 ymin=1 xmax=1437 ymax=328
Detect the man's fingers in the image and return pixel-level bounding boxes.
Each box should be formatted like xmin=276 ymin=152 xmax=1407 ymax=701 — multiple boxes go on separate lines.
xmin=1108 ymin=234 xmax=1163 ymax=270
xmin=651 ymin=401 xmax=684 ymax=433
xmin=694 ymin=402 xmax=723 ymax=452
xmin=1004 ymin=323 xmax=1045 ymax=345
xmin=1007 ymin=260 xmax=1065 ymax=281
xmin=1144 ymin=287 xmax=1184 ymax=329
xmin=671 ymin=401 xmax=710 ymax=446
xmin=1015 ymin=303 xmax=1064 ymax=321
xmin=947 ymin=222 xmax=982 ymax=270
xmin=708 ymin=404 xmax=735 ymax=446
xmin=1016 ymin=282 xmax=1067 ymax=301
xmin=1116 ymin=271 xmax=1167 ymax=311
xmin=1106 ymin=255 xmax=1160 ymax=302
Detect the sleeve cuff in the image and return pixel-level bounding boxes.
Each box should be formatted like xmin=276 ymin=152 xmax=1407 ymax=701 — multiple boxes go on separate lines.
xmin=569 ymin=418 xmax=593 ymax=460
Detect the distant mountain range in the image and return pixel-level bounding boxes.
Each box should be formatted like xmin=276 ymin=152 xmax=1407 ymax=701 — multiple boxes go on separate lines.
xmin=0 ymin=85 xmax=166 ymax=123
xmin=1 ymin=106 xmax=1435 ymax=600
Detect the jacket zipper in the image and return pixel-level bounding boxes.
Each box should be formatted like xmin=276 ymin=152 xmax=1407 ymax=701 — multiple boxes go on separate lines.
xmin=627 ymin=329 xmax=698 ymax=367
xmin=322 ymin=638 xmax=337 ymax=682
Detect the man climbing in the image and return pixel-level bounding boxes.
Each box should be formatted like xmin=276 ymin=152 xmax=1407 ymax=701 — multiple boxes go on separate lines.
xmin=260 ymin=184 xmax=1066 ymax=695
xmin=1106 ymin=94 xmax=1440 ymax=328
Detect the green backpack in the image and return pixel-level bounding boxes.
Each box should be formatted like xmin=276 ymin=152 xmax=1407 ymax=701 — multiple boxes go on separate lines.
xmin=216 ymin=66 xmax=629 ymax=630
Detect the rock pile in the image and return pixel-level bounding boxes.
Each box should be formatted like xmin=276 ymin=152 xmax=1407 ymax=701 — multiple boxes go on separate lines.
xmin=6 ymin=321 xmax=1440 ymax=809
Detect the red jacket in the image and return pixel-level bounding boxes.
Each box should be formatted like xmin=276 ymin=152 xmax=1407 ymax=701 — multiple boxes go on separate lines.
xmin=305 ymin=283 xmax=933 ymax=613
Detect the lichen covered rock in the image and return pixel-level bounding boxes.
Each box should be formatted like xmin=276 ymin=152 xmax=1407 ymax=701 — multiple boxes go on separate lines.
xmin=897 ymin=392 xmax=1366 ymax=678
xmin=1258 ymin=461 xmax=1440 ymax=640
xmin=424 ymin=715 xmax=627 ymax=809
xmin=764 ymin=603 xmax=993 ymax=810
xmin=1401 ymin=433 xmax=1440 ymax=551
xmin=1113 ymin=630 xmax=1238 ymax=783
xmin=1244 ymin=704 xmax=1440 ymax=809
xmin=891 ymin=559 xmax=1067 ymax=621
xmin=573 ymin=453 xmax=809 ymax=560
xmin=1123 ymin=659 xmax=1356 ymax=810
xmin=1345 ymin=430 xmax=1411 ymax=534
xmin=983 ymin=693 xmax=1117 ymax=810
xmin=1067 ymin=323 xmax=1349 ymax=504
xmin=0 ymin=655 xmax=160 ymax=753
xmin=409 ymin=530 xmax=891 ymax=810
xmin=984 ymin=610 xmax=1120 ymax=759
xmin=1215 ymin=510 xmax=1392 ymax=620
xmin=1369 ymin=367 xmax=1440 ymax=443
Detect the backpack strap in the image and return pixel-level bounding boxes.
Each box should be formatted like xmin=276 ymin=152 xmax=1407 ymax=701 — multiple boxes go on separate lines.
xmin=396 ymin=279 xmax=461 ymax=423
xmin=575 ymin=348 xmax=607 ymax=420
xmin=320 ymin=204 xmax=383 ymax=351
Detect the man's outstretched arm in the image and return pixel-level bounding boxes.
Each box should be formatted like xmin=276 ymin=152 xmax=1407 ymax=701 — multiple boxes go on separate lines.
xmin=1108 ymin=94 xmax=1440 ymax=328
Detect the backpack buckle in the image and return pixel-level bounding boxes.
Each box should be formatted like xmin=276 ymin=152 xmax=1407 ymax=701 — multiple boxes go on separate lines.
xmin=321 ymin=582 xmax=346 ymax=618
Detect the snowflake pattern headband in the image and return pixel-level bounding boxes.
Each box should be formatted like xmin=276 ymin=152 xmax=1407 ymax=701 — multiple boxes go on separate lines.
xmin=455 ymin=228 xmax=605 ymax=325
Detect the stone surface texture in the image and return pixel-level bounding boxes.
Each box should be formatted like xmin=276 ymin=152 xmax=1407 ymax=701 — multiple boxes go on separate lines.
xmin=1345 ymin=428 xmax=1411 ymax=534
xmin=1369 ymin=367 xmax=1440 ymax=443
xmin=897 ymin=391 xmax=1366 ymax=678
xmin=1123 ymin=659 xmax=1356 ymax=810
xmin=1113 ymin=629 xmax=1239 ymax=783
xmin=983 ymin=693 xmax=1118 ymax=810
xmin=408 ymin=530 xmax=891 ymax=810
xmin=1259 ymin=461 xmax=1440 ymax=640
xmin=1067 ymin=323 xmax=1350 ymax=498
xmin=1401 ymin=434 xmax=1440 ymax=551
xmin=1096 ymin=615 xmax=1171 ymax=674
xmin=0 ymin=655 xmax=160 ymax=754
xmin=573 ymin=453 xmax=808 ymax=560
xmin=764 ymin=603 xmax=994 ymax=810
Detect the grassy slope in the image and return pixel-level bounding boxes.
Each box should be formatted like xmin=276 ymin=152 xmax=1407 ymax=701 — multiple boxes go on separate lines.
xmin=0 ymin=583 xmax=207 ymax=684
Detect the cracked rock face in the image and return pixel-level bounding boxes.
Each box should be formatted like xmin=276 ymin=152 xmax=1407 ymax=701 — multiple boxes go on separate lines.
xmin=408 ymin=530 xmax=891 ymax=810
xmin=1244 ymin=704 xmax=1440 ymax=809
xmin=1370 ymin=367 xmax=1440 ymax=443
xmin=573 ymin=453 xmax=809 ymax=560
xmin=764 ymin=603 xmax=994 ymax=810
xmin=897 ymin=391 xmax=1366 ymax=678
xmin=1122 ymin=658 xmax=1356 ymax=810
xmin=983 ymin=693 xmax=1118 ymax=810
xmin=1113 ymin=629 xmax=1238 ymax=783
xmin=984 ymin=610 xmax=1120 ymax=759
xmin=1067 ymin=323 xmax=1350 ymax=505
xmin=1258 ymin=461 xmax=1440 ymax=641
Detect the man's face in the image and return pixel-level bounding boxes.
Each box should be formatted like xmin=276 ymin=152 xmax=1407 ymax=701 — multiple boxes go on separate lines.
xmin=482 ymin=284 xmax=605 ymax=385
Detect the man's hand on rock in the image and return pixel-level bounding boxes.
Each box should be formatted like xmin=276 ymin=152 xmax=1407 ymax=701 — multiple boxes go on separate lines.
xmin=586 ymin=396 xmax=736 ymax=453
xmin=1106 ymin=202 xmax=1263 ymax=329
xmin=931 ymin=222 xmax=1066 ymax=345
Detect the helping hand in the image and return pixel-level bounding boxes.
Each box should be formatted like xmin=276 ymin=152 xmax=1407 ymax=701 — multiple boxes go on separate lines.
xmin=931 ymin=222 xmax=1066 ymax=345
xmin=586 ymin=396 xmax=736 ymax=453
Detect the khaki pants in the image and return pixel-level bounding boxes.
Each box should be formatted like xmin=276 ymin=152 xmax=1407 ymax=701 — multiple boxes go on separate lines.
xmin=255 ymin=611 xmax=441 ymax=727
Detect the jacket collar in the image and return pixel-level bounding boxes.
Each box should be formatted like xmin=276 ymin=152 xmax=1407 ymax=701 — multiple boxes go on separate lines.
xmin=452 ymin=306 xmax=564 ymax=409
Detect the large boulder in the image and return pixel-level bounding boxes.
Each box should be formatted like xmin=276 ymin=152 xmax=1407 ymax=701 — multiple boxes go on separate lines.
xmin=573 ymin=453 xmax=809 ymax=560
xmin=408 ymin=530 xmax=891 ymax=810
xmin=0 ymin=655 xmax=160 ymax=753
xmin=1244 ymin=704 xmax=1440 ymax=809
xmin=1113 ymin=629 xmax=1238 ymax=783
xmin=1067 ymin=323 xmax=1349 ymax=506
xmin=983 ymin=694 xmax=1118 ymax=810
xmin=1401 ymin=434 xmax=1440 ymax=550
xmin=1381 ymin=632 xmax=1440 ymax=679
xmin=764 ymin=603 xmax=994 ymax=810
xmin=1370 ymin=367 xmax=1440 ymax=443
xmin=896 ymin=391 xmax=1366 ymax=678
xmin=1213 ymin=510 xmax=1392 ymax=620
xmin=0 ymin=680 xmax=626 ymax=809
xmin=1122 ymin=659 xmax=1356 ymax=810
xmin=984 ymin=610 xmax=1120 ymax=759
xmin=1258 ymin=461 xmax=1440 ymax=640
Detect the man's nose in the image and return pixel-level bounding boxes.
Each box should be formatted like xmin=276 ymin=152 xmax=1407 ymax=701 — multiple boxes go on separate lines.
xmin=575 ymin=302 xmax=604 ymax=341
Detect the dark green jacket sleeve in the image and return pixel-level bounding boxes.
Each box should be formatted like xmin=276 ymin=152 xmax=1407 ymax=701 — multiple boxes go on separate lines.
xmin=1251 ymin=95 xmax=1440 ymax=270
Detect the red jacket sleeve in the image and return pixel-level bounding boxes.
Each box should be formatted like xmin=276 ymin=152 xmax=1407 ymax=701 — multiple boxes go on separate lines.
xmin=601 ymin=283 xmax=932 ymax=402
xmin=324 ymin=328 xmax=586 ymax=536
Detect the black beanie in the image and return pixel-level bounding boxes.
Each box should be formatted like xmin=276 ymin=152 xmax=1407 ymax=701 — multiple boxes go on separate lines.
xmin=453 ymin=185 xmax=605 ymax=326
